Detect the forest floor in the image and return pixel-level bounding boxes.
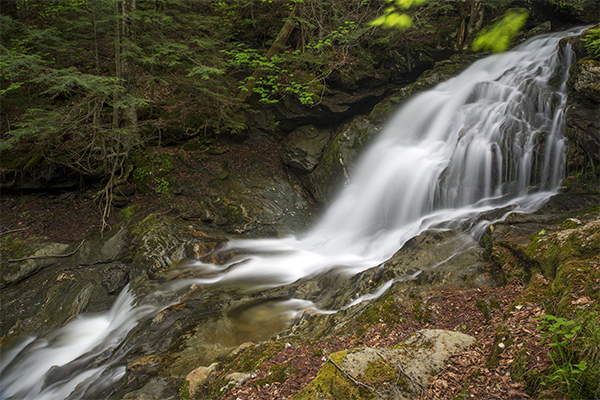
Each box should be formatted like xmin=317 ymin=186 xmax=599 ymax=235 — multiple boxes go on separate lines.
xmin=216 ymin=277 xmax=562 ymax=400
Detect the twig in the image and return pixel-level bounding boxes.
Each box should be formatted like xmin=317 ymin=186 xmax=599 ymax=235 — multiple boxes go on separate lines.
xmin=326 ymin=357 xmax=382 ymax=397
xmin=0 ymin=226 xmax=30 ymax=236
xmin=7 ymin=239 xmax=86 ymax=263
xmin=395 ymin=362 xmax=425 ymax=393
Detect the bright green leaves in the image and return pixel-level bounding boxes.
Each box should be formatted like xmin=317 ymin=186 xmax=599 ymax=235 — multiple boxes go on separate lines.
xmin=472 ymin=8 xmax=529 ymax=53
xmin=535 ymin=314 xmax=590 ymax=393
xmin=394 ymin=0 xmax=428 ymax=10
xmin=306 ymin=21 xmax=357 ymax=51
xmin=368 ymin=0 xmax=426 ymax=30
xmin=370 ymin=11 xmax=412 ymax=30
xmin=223 ymin=47 xmax=318 ymax=105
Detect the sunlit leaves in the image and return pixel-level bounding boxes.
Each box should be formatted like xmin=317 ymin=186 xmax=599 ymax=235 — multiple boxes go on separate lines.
xmin=472 ymin=8 xmax=529 ymax=53
xmin=369 ymin=12 xmax=412 ymax=29
xmin=394 ymin=0 xmax=427 ymax=10
xmin=368 ymin=0 xmax=426 ymax=30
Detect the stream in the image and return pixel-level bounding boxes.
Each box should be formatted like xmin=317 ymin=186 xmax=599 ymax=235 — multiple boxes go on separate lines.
xmin=0 ymin=27 xmax=585 ymax=400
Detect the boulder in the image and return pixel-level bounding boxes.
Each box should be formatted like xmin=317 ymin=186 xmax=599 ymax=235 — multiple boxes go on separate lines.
xmin=293 ymin=329 xmax=475 ymax=400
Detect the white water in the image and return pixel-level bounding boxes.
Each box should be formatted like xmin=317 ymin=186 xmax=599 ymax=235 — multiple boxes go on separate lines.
xmin=0 ymin=29 xmax=581 ymax=400
xmin=187 ymin=29 xmax=575 ymax=287
xmin=0 ymin=288 xmax=156 ymax=400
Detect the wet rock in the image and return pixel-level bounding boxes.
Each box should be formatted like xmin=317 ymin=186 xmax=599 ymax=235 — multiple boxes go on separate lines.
xmin=271 ymin=88 xmax=385 ymax=132
xmin=573 ymin=59 xmax=600 ymax=101
xmin=293 ymin=329 xmax=475 ymax=400
xmin=369 ymin=54 xmax=481 ymax=125
xmin=304 ymin=116 xmax=379 ymax=204
xmin=284 ymin=227 xmax=492 ymax=340
xmin=122 ymin=377 xmax=181 ymax=400
xmin=102 ymin=263 xmax=130 ymax=294
xmin=282 ymin=125 xmax=331 ymax=172
xmin=0 ymin=242 xmax=70 ymax=288
xmin=562 ymin=25 xmax=600 ymax=192
xmin=222 ymin=372 xmax=253 ymax=391
xmin=209 ymin=169 xmax=316 ymax=237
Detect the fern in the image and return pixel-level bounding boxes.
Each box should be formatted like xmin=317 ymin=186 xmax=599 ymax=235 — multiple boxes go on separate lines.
xmin=582 ymin=29 xmax=600 ymax=58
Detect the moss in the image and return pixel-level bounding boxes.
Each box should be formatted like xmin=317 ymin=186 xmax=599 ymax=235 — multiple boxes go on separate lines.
xmin=131 ymin=151 xmax=176 ymax=193
xmin=254 ymin=362 xmax=295 ymax=387
xmin=227 ymin=342 xmax=285 ymax=374
xmin=362 ymin=359 xmax=396 ymax=387
xmin=211 ymin=165 xmax=228 ymax=181
xmin=178 ymin=380 xmax=191 ymax=400
xmin=551 ymin=261 xmax=600 ymax=316
xmin=511 ymin=346 xmax=529 ymax=382
xmin=292 ymin=350 xmax=373 ymax=400
xmin=0 ymin=235 xmax=49 ymax=283
xmin=353 ymin=291 xmax=402 ymax=337
xmin=412 ymin=297 xmax=432 ymax=324
xmin=476 ymin=300 xmax=490 ymax=320
xmin=486 ymin=325 xmax=513 ymax=368
xmin=200 ymin=342 xmax=287 ymax=398
xmin=117 ymin=204 xmax=142 ymax=220
xmin=526 ymin=222 xmax=600 ymax=279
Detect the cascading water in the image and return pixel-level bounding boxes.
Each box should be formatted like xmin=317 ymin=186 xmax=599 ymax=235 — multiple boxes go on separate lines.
xmin=188 ymin=29 xmax=574 ymax=286
xmin=0 ymin=28 xmax=583 ymax=400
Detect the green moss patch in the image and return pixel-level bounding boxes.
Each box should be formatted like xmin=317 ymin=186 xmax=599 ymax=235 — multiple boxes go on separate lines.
xmin=292 ymin=350 xmax=373 ymax=400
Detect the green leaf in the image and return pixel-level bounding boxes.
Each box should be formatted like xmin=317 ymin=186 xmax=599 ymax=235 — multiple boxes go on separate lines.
xmin=472 ymin=8 xmax=529 ymax=53
xmin=394 ymin=0 xmax=427 ymax=10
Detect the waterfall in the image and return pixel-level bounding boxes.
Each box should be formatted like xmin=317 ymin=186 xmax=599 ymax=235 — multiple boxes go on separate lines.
xmin=191 ymin=29 xmax=575 ymax=287
xmin=0 ymin=28 xmax=582 ymax=400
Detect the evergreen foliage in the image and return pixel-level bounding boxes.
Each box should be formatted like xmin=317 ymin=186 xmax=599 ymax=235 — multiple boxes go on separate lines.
xmin=0 ymin=0 xmax=528 ymax=221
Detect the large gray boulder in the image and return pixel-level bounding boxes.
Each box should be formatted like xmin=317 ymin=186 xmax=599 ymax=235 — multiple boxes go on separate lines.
xmin=293 ymin=329 xmax=475 ymax=400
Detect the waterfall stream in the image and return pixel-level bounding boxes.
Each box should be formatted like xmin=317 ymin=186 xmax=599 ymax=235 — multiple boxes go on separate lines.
xmin=0 ymin=28 xmax=583 ymax=400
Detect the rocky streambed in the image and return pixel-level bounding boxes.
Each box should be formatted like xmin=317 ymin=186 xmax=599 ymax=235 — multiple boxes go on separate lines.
xmin=1 ymin=191 xmax=598 ymax=400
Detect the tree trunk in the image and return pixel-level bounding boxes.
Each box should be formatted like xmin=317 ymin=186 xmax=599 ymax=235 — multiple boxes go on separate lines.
xmin=120 ymin=0 xmax=138 ymax=133
xmin=464 ymin=0 xmax=485 ymax=50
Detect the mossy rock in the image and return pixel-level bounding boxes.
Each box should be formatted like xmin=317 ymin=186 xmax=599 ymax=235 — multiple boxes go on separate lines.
xmin=292 ymin=350 xmax=371 ymax=400
xmin=117 ymin=204 xmax=142 ymax=220
xmin=526 ymin=220 xmax=600 ymax=279
xmin=294 ymin=330 xmax=475 ymax=400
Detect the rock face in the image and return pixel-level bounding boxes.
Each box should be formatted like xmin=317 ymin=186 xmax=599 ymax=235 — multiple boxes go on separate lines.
xmin=302 ymin=116 xmax=379 ymax=205
xmin=282 ymin=125 xmax=331 ymax=173
xmin=562 ymin=25 xmax=600 ymax=192
xmin=293 ymin=329 xmax=475 ymax=400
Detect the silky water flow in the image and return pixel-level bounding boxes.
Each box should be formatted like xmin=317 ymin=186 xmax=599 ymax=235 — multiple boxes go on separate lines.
xmin=0 ymin=28 xmax=583 ymax=400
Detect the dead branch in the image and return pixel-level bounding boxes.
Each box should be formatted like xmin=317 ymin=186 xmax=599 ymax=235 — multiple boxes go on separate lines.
xmin=0 ymin=226 xmax=30 ymax=237
xmin=7 ymin=239 xmax=86 ymax=262
xmin=326 ymin=357 xmax=382 ymax=397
